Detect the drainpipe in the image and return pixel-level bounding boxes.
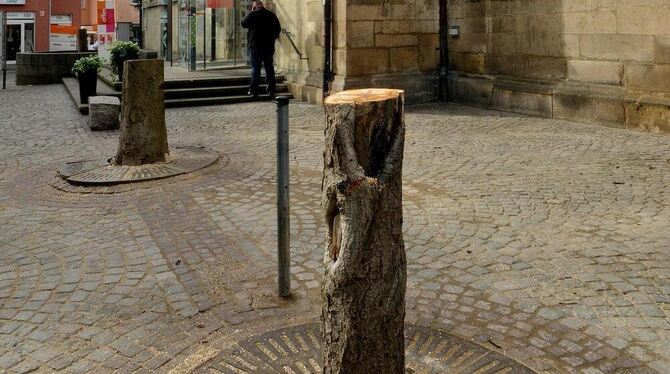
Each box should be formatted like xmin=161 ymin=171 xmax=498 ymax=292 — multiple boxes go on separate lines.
xmin=438 ymin=0 xmax=449 ymax=101
xmin=323 ymin=0 xmax=332 ymax=100
xmin=138 ymin=0 xmax=143 ymax=48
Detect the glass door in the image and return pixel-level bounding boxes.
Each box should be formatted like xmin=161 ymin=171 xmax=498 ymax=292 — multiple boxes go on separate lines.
xmin=6 ymin=21 xmax=34 ymax=61
xmin=6 ymin=23 xmax=22 ymax=61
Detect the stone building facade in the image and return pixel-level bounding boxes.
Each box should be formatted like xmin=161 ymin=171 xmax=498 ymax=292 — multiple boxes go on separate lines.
xmin=447 ymin=0 xmax=670 ymax=133
xmin=143 ymin=0 xmax=670 ymax=132
xmin=274 ymin=0 xmax=440 ymax=104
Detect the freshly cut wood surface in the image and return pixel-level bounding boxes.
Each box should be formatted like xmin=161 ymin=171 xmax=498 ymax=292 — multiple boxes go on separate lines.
xmin=324 ymin=88 xmax=404 ymax=105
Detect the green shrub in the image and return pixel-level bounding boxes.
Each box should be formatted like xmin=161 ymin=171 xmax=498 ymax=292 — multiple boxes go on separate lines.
xmin=109 ymin=40 xmax=140 ymax=64
xmin=72 ymin=55 xmax=104 ymax=74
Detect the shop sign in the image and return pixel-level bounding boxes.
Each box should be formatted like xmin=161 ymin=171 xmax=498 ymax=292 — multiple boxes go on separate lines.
xmin=7 ymin=12 xmax=33 ymax=20
xmin=0 ymin=0 xmax=27 ymax=5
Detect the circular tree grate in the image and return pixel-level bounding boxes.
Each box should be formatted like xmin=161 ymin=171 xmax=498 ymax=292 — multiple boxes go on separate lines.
xmin=58 ymin=145 xmax=218 ymax=186
xmin=209 ymin=323 xmax=536 ymax=373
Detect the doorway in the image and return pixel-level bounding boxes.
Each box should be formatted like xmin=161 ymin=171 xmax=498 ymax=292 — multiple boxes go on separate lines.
xmin=6 ymin=13 xmax=35 ymax=61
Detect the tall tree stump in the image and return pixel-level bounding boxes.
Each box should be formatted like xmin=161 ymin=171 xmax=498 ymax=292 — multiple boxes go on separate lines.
xmin=321 ymin=89 xmax=407 ymax=374
xmin=115 ymin=59 xmax=169 ymax=166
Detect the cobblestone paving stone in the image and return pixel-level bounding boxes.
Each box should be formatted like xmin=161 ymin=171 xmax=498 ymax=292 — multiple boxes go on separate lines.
xmin=0 ymin=72 xmax=669 ymax=373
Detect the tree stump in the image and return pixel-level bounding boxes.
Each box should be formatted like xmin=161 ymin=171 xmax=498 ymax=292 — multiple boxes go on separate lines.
xmin=115 ymin=59 xmax=169 ymax=166
xmin=321 ymin=89 xmax=407 ymax=374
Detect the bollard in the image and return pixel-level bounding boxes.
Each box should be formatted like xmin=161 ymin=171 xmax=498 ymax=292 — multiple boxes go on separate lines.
xmin=1 ymin=12 xmax=6 ymax=90
xmin=276 ymin=96 xmax=291 ymax=298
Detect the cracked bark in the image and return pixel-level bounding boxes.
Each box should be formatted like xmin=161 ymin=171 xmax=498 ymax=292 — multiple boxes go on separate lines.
xmin=115 ymin=59 xmax=169 ymax=166
xmin=321 ymin=89 xmax=406 ymax=374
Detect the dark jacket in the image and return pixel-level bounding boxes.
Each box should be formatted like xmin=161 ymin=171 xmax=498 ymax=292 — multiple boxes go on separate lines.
xmin=241 ymin=8 xmax=281 ymax=51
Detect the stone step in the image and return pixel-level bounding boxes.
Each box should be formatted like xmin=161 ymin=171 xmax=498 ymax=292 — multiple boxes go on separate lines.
xmin=163 ymin=75 xmax=285 ymax=90
xmin=165 ymin=94 xmax=292 ymax=108
xmin=164 ymin=84 xmax=288 ymax=100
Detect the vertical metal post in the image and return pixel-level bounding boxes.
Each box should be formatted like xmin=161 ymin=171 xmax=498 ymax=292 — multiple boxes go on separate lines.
xmin=203 ymin=6 xmax=206 ymax=69
xmin=168 ymin=0 xmax=173 ymax=66
xmin=189 ymin=2 xmax=196 ymax=71
xmin=276 ymin=96 xmax=291 ymax=298
xmin=1 ymin=12 xmax=6 ymax=90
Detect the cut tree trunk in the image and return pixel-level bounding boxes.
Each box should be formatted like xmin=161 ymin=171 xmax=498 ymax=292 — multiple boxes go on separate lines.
xmin=115 ymin=59 xmax=169 ymax=166
xmin=321 ymin=89 xmax=407 ymax=374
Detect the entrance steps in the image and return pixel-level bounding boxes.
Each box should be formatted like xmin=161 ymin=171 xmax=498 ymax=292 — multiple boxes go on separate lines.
xmin=99 ymin=68 xmax=290 ymax=108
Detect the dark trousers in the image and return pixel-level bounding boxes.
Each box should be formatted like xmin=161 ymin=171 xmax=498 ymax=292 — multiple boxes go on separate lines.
xmin=249 ymin=48 xmax=276 ymax=94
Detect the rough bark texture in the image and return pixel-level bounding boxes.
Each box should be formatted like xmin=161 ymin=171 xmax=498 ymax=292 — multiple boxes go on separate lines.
xmin=115 ymin=59 xmax=169 ymax=166
xmin=321 ymin=89 xmax=407 ymax=374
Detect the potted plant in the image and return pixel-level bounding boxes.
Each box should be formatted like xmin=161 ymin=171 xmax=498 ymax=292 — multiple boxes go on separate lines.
xmin=72 ymin=55 xmax=104 ymax=104
xmin=109 ymin=40 xmax=140 ymax=82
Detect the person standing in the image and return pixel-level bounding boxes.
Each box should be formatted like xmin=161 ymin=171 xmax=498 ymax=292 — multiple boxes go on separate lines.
xmin=241 ymin=1 xmax=281 ymax=97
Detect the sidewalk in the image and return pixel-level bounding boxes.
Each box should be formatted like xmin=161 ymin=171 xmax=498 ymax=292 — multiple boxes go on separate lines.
xmin=0 ymin=73 xmax=668 ymax=373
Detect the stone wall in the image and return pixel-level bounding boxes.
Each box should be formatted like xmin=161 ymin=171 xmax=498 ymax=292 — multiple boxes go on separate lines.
xmin=16 ymin=52 xmax=97 ymax=85
xmin=332 ymin=0 xmax=440 ymax=103
xmin=447 ymin=0 xmax=670 ymax=133
xmin=270 ymin=0 xmax=325 ymax=103
xmin=271 ymin=0 xmax=440 ymax=104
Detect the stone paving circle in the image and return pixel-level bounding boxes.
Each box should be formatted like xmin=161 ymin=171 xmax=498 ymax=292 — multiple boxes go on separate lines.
xmin=0 ymin=71 xmax=668 ymax=373
xmin=58 ymin=145 xmax=219 ymax=185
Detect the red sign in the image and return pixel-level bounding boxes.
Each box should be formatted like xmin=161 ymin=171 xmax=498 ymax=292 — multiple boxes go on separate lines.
xmin=207 ymin=0 xmax=234 ymax=8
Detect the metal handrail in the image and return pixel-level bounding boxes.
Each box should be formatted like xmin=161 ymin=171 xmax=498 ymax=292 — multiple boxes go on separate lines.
xmin=281 ymin=29 xmax=309 ymax=60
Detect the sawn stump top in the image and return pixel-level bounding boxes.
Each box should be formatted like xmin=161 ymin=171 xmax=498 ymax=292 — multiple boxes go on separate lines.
xmin=324 ymin=88 xmax=404 ymax=105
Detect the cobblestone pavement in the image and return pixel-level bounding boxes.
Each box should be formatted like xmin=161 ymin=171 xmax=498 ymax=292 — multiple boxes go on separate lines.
xmin=0 ymin=73 xmax=669 ymax=374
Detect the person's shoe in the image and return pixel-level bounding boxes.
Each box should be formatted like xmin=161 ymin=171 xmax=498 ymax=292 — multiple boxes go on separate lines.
xmin=266 ymin=89 xmax=276 ymax=98
xmin=247 ymin=90 xmax=258 ymax=97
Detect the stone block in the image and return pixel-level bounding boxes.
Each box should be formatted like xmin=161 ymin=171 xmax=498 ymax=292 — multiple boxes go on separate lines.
xmin=448 ymin=74 xmax=494 ymax=106
xmin=334 ymin=21 xmax=347 ymax=48
xmin=553 ymin=83 xmax=625 ymax=127
xmin=345 ymin=49 xmax=389 ymax=76
xmin=492 ymin=88 xmax=553 ymax=118
xmin=375 ymin=34 xmax=418 ymax=48
xmin=488 ymin=55 xmax=527 ymax=76
xmin=528 ymin=58 xmax=567 ymax=80
xmin=449 ymin=2 xmax=485 ymax=18
xmin=89 ymin=96 xmax=121 ymax=131
xmin=450 ymin=52 xmax=487 ymax=75
xmin=450 ymin=33 xmax=487 ymax=53
xmin=488 ymin=34 xmax=519 ymax=56
xmin=564 ymin=11 xmax=616 ymax=34
xmin=562 ymin=0 xmax=596 ymax=12
xmin=378 ymin=20 xmax=437 ymax=34
xmin=655 ymin=36 xmax=670 ymax=63
xmin=389 ymin=47 xmax=419 ymax=73
xmin=567 ymin=60 xmax=622 ymax=84
xmin=580 ymin=35 xmax=654 ymax=62
xmin=616 ymin=5 xmax=670 ymax=35
xmin=347 ymin=21 xmax=375 ymax=48
xmin=418 ymin=34 xmax=439 ymax=72
xmin=624 ymin=64 xmax=670 ymax=93
xmin=625 ymin=99 xmax=670 ymax=133
xmin=454 ymin=17 xmax=486 ymax=34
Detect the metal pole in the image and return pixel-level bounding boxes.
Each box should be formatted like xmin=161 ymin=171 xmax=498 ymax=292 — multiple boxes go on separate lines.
xmin=189 ymin=2 xmax=196 ymax=71
xmin=1 ymin=12 xmax=6 ymax=90
xmin=203 ymin=6 xmax=206 ymax=69
xmin=438 ymin=0 xmax=449 ymax=101
xmin=168 ymin=0 xmax=173 ymax=66
xmin=276 ymin=96 xmax=291 ymax=298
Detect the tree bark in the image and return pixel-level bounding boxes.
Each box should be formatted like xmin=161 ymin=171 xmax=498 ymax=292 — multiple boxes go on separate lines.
xmin=321 ymin=89 xmax=407 ymax=374
xmin=115 ymin=59 xmax=169 ymax=166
